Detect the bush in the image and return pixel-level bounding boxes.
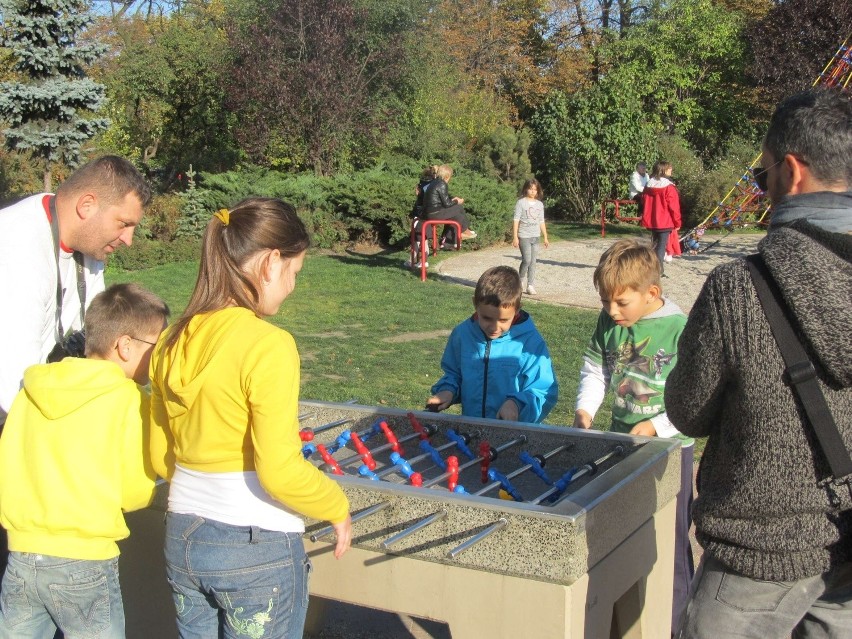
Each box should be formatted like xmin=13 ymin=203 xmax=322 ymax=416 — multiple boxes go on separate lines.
xmin=107 ymin=236 xmax=201 ymax=271
xmin=190 ymin=158 xmax=518 ymax=249
xmin=139 ymin=193 xmax=184 ymax=241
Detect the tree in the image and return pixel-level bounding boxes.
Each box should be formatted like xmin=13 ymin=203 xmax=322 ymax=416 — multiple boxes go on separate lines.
xmin=748 ymin=0 xmax=852 ymax=105
xmin=529 ymin=77 xmax=657 ymax=220
xmin=598 ymin=0 xmax=759 ymax=159
xmin=89 ymin=1 xmax=238 ymax=183
xmin=0 ymin=0 xmax=109 ymax=190
xmin=473 ymin=125 xmax=532 ymax=182
xmin=436 ymin=0 xmax=551 ymax=115
xmin=223 ymin=0 xmax=404 ymax=175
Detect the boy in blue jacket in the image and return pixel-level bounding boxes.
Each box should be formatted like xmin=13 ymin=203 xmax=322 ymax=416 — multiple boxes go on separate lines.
xmin=427 ymin=265 xmax=557 ymax=422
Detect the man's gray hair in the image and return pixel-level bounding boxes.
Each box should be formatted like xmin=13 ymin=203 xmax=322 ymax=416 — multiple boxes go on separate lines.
xmin=764 ymin=89 xmax=852 ymax=186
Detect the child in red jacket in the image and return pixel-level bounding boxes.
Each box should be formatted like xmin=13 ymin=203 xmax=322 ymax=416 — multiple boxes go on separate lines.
xmin=641 ymin=161 xmax=682 ymax=275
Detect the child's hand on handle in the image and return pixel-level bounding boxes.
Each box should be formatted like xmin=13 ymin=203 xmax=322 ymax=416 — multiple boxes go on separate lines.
xmin=332 ymin=515 xmax=353 ymax=559
xmin=629 ymin=420 xmax=657 ymax=437
xmin=496 ymin=398 xmax=520 ymax=422
xmin=573 ymin=409 xmax=593 ymax=429
xmin=425 ymin=390 xmax=453 ymax=412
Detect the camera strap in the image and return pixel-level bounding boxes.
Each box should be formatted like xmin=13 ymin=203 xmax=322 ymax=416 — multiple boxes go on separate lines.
xmin=745 ymin=254 xmax=852 ymax=484
xmin=47 ymin=196 xmax=87 ymax=341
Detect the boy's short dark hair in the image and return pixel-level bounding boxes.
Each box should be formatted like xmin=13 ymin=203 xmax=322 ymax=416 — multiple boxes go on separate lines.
xmin=474 ymin=266 xmax=522 ymax=310
xmin=593 ymin=239 xmax=661 ymax=297
xmin=84 ymin=283 xmax=170 ymax=357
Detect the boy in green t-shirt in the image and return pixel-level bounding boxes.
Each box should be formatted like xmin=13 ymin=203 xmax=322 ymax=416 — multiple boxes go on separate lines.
xmin=573 ymin=238 xmax=693 ymax=634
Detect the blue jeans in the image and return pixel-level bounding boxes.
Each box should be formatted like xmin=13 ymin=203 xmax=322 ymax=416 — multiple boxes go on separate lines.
xmin=677 ymin=555 xmax=852 ymax=639
xmin=0 ymin=552 xmax=124 ymax=639
xmin=164 ymin=513 xmax=310 ymax=639
xmin=518 ymin=237 xmax=540 ymax=286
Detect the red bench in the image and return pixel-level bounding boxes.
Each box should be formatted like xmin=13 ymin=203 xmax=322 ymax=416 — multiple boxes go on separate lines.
xmin=600 ymin=199 xmax=640 ymax=237
xmin=410 ymin=218 xmax=462 ymax=281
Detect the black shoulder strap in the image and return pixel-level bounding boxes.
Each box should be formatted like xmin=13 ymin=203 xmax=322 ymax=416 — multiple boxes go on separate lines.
xmin=745 ymin=254 xmax=852 ymax=480
xmin=48 ymin=196 xmax=87 ymax=341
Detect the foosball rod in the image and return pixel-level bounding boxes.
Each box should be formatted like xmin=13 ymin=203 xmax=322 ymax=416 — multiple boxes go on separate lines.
xmin=382 ymin=443 xmax=569 ymax=548
xmin=368 ymin=430 xmax=477 ymax=480
xmin=382 ymin=509 xmax=448 ymax=549
xmin=549 ymin=446 xmax=626 ymax=506
xmin=309 ymin=434 xmax=485 ymax=541
xmin=447 ymin=518 xmax=508 ymax=559
xmin=299 ymin=417 xmax=355 ymax=441
xmin=334 ymin=424 xmax=437 ymax=470
xmin=474 ymin=443 xmax=573 ymax=499
xmin=529 ymin=445 xmax=625 ymax=505
xmin=421 ymin=436 xmax=528 ymax=490
xmin=381 ymin=437 xmax=527 ymax=547
xmin=304 ymin=418 xmax=384 ymax=459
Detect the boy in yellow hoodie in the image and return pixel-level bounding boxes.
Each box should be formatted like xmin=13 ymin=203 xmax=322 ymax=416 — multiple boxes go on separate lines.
xmin=0 ymin=282 xmax=169 ymax=639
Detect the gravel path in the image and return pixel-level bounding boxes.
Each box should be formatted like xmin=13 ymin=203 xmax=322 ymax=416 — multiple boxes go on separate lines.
xmin=436 ymin=233 xmax=765 ymax=313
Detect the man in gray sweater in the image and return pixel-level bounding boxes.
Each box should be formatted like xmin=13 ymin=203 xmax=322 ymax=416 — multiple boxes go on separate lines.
xmin=667 ymin=88 xmax=852 ymax=638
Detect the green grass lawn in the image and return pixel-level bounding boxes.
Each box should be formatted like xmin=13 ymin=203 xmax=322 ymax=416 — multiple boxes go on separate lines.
xmin=108 ymin=243 xmax=613 ymax=431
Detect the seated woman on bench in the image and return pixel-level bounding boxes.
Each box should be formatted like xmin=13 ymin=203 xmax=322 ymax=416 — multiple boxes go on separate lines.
xmin=422 ymin=164 xmax=476 ymax=247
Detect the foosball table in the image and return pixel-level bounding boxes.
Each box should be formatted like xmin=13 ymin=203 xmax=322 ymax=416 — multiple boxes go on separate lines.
xmin=119 ymin=401 xmax=683 ymax=639
xmin=299 ymin=401 xmax=682 ymax=639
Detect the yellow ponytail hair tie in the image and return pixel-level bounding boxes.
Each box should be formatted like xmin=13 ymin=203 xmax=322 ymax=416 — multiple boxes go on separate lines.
xmin=214 ymin=208 xmax=230 ymax=226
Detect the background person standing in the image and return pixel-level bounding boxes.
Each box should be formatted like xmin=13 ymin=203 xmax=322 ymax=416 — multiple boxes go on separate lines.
xmin=640 ymin=161 xmax=681 ymax=275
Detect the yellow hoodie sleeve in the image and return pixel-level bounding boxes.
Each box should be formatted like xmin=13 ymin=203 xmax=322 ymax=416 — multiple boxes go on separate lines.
xmin=148 ymin=346 xmax=176 ymax=481
xmin=248 ymin=331 xmax=349 ymax=524
xmin=120 ymin=389 xmax=158 ymax=512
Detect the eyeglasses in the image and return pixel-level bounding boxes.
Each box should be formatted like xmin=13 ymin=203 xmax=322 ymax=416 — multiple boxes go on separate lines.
xmin=130 ymin=337 xmax=157 ymax=347
xmin=751 ymin=159 xmax=783 ymax=193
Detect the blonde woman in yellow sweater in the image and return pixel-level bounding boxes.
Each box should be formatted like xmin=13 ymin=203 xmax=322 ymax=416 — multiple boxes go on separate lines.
xmin=149 ymin=198 xmax=351 ymax=639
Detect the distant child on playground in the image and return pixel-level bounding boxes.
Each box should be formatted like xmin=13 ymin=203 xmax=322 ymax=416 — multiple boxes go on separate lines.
xmin=0 ymin=283 xmax=169 ymax=639
xmin=640 ymin=161 xmax=682 ymax=275
xmin=426 ymin=265 xmax=558 ymax=423
xmin=572 ymin=238 xmax=693 ymax=633
xmin=148 ymin=198 xmax=352 ymax=639
xmin=512 ymin=178 xmax=550 ymax=296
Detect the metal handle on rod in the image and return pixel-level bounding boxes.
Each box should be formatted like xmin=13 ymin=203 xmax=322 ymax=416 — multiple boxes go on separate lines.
xmin=381 ymin=510 xmax=448 ymax=549
xmin=309 ymin=501 xmax=391 ymax=542
xmin=447 ymin=518 xmax=508 ymax=559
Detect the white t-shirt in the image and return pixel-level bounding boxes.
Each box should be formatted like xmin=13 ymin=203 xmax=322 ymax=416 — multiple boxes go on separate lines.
xmin=0 ymin=194 xmax=105 ymax=421
xmin=169 ymin=465 xmax=306 ymax=532
xmin=514 ymin=198 xmax=545 ymax=239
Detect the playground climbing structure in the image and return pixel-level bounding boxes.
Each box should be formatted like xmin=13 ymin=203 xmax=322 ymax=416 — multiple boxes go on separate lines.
xmin=681 ymin=36 xmax=852 ymax=252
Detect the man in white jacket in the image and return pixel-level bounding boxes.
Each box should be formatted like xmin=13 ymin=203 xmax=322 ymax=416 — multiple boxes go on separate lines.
xmin=629 ymin=161 xmax=649 ymax=214
xmin=0 ymin=155 xmax=150 ymax=427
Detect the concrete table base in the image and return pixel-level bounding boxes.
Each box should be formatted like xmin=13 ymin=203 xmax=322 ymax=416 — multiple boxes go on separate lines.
xmin=304 ymin=499 xmax=676 ymax=639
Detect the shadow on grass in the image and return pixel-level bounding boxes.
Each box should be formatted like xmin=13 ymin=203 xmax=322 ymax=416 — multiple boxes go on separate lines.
xmin=326 ymin=247 xmax=409 ymax=270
